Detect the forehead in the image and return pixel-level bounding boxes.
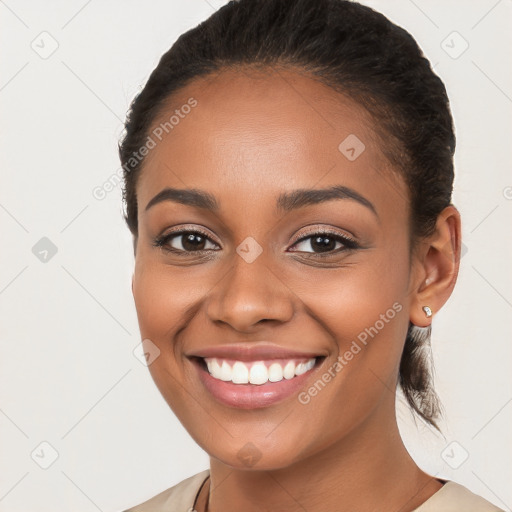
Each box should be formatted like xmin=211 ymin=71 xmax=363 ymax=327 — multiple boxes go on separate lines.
xmin=137 ymin=67 xmax=408 ymax=219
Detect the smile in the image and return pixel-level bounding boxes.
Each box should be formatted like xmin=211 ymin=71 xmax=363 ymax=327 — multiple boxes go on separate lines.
xmin=204 ymin=357 xmax=317 ymax=385
xmin=190 ymin=352 xmax=326 ymax=409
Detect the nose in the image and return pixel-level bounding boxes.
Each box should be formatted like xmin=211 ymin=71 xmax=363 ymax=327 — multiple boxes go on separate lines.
xmin=206 ymin=256 xmax=295 ymax=332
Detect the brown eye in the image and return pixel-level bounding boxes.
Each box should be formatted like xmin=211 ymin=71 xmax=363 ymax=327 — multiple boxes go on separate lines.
xmin=154 ymin=230 xmax=220 ymax=253
xmin=310 ymin=235 xmax=338 ymax=253
xmin=181 ymin=232 xmax=207 ymax=251
xmin=289 ymin=232 xmax=358 ymax=254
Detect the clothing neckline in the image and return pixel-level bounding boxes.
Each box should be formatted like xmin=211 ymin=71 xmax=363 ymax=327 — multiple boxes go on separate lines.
xmin=193 ymin=474 xmax=453 ymax=512
xmin=193 ymin=474 xmax=210 ymax=512
xmin=411 ymin=479 xmax=459 ymax=511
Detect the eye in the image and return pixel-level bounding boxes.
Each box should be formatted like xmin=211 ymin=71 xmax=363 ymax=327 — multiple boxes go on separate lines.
xmin=289 ymin=231 xmax=358 ymax=254
xmin=153 ymin=229 xmax=220 ymax=253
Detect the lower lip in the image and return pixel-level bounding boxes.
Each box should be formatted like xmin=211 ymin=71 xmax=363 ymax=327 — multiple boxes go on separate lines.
xmin=192 ymin=358 xmax=323 ymax=409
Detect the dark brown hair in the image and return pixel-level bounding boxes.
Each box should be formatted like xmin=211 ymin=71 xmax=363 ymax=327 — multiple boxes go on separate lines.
xmin=119 ymin=0 xmax=455 ymax=430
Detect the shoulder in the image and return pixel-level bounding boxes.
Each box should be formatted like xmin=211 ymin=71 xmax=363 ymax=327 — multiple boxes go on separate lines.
xmin=123 ymin=469 xmax=210 ymax=512
xmin=414 ymin=481 xmax=504 ymax=512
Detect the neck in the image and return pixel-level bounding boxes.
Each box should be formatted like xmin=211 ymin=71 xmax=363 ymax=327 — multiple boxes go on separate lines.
xmin=205 ymin=398 xmax=442 ymax=512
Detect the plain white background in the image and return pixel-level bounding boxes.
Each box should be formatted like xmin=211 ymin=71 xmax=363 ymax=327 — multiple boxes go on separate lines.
xmin=0 ymin=1 xmax=511 ymax=511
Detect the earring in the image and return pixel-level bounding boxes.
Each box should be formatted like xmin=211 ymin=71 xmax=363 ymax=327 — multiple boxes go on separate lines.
xmin=422 ymin=306 xmax=432 ymax=318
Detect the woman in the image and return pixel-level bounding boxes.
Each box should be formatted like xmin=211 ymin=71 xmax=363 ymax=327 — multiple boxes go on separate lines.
xmin=119 ymin=0 xmax=503 ymax=510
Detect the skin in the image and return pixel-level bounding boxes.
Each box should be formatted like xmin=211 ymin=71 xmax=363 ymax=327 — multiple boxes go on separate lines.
xmin=131 ymin=67 xmax=461 ymax=512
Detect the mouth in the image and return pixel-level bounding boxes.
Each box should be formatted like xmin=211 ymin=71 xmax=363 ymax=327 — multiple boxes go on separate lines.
xmin=189 ymin=354 xmax=326 ymax=409
xmin=197 ymin=355 xmax=321 ymax=384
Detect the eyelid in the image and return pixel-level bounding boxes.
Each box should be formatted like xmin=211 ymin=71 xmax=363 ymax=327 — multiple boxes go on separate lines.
xmin=289 ymin=225 xmax=357 ymax=246
xmin=154 ymin=224 xmax=358 ymax=254
xmin=153 ymin=225 xmax=222 ymax=254
xmin=158 ymin=224 xmax=221 ymax=244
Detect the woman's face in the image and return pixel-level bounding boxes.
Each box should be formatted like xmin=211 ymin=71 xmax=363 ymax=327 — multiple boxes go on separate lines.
xmin=132 ymin=68 xmax=423 ymax=469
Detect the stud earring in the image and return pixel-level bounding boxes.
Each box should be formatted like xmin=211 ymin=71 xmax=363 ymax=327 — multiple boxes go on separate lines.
xmin=422 ymin=306 xmax=432 ymax=318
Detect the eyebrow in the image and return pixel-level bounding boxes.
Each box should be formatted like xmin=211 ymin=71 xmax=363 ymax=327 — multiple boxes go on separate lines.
xmin=276 ymin=185 xmax=378 ymax=218
xmin=145 ymin=188 xmax=219 ymax=212
xmin=144 ymin=185 xmax=378 ymax=219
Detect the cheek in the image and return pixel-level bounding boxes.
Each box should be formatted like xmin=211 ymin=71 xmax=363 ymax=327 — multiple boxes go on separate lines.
xmin=132 ymin=257 xmax=199 ymax=337
xmin=280 ymin=252 xmax=411 ymax=447
xmin=289 ymin=247 xmax=411 ymax=380
xmin=132 ymin=258 xmax=189 ymax=395
xmin=294 ymin=255 xmax=408 ymax=340
xmin=131 ymin=256 xmax=217 ymax=389
xmin=131 ymin=258 xmax=199 ymax=415
xmin=133 ymin=272 xmax=169 ymax=339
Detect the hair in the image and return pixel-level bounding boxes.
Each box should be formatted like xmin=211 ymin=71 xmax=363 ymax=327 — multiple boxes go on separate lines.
xmin=118 ymin=0 xmax=455 ymax=431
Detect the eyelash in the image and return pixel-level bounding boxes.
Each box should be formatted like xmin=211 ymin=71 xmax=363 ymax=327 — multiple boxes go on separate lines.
xmin=153 ymin=227 xmax=216 ymax=254
xmin=290 ymin=229 xmax=359 ymax=256
xmin=153 ymin=227 xmax=359 ymax=257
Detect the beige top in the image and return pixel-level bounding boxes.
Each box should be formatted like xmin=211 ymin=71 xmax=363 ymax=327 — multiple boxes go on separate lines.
xmin=124 ymin=470 xmax=504 ymax=512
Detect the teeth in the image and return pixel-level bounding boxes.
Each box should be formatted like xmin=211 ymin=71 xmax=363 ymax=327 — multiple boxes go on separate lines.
xmin=249 ymin=362 xmax=268 ymax=385
xmin=232 ymin=361 xmax=249 ymax=384
xmin=207 ymin=359 xmax=233 ymax=381
xmin=203 ymin=357 xmax=317 ymax=385
xmin=268 ymin=363 xmax=283 ymax=382
xmin=220 ymin=361 xmax=231 ymax=381
xmin=295 ymin=359 xmax=315 ymax=375
xmin=283 ymin=361 xmax=295 ymax=379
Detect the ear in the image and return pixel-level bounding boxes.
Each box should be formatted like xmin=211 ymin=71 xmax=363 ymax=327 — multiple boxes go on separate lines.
xmin=409 ymin=205 xmax=462 ymax=328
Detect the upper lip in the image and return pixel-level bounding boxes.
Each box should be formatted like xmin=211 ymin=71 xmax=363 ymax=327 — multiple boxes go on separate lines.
xmin=187 ymin=343 xmax=325 ymax=362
